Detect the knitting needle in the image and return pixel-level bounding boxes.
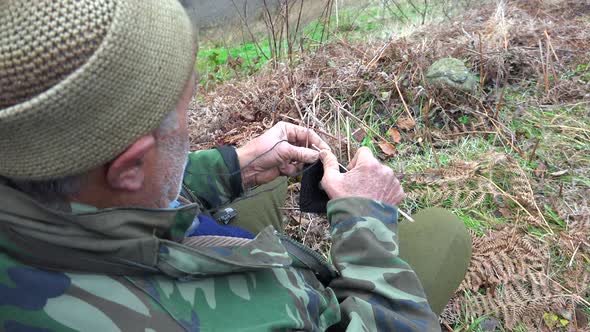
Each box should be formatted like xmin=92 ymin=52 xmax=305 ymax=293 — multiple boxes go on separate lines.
xmin=310 ymin=144 xmax=415 ymax=223
xmin=397 ymin=209 xmax=415 ymax=223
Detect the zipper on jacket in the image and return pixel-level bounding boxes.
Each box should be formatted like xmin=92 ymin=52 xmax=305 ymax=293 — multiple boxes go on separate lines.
xmin=276 ymin=232 xmax=339 ymax=286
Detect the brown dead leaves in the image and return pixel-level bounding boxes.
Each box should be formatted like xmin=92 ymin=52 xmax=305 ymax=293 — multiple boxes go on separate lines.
xmin=377 ymin=141 xmax=397 ymax=156
xmin=377 ymin=127 xmax=404 ymax=156
xmin=388 ymin=128 xmax=402 ymax=143
xmin=397 ymin=116 xmax=416 ymax=131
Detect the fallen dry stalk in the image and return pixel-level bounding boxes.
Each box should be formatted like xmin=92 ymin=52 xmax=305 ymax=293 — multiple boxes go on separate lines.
xmin=392 ymin=71 xmax=415 ymax=122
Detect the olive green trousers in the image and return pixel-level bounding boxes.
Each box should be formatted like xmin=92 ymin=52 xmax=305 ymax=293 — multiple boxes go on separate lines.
xmin=222 ymin=178 xmax=472 ymax=316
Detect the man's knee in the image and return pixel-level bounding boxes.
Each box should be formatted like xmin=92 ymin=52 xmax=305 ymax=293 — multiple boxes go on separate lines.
xmin=398 ymin=207 xmax=472 ymax=315
xmin=410 ymin=207 xmax=472 ymax=259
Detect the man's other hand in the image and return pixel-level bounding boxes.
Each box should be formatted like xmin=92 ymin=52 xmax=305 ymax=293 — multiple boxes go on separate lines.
xmin=236 ymin=122 xmax=330 ymax=188
xmin=319 ymin=147 xmax=405 ymax=206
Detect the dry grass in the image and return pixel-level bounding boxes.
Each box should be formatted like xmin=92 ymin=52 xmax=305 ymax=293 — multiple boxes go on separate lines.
xmin=191 ymin=0 xmax=590 ymax=330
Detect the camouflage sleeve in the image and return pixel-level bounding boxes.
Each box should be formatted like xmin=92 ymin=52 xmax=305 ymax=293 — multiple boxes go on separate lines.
xmin=326 ymin=197 xmax=440 ymax=331
xmin=181 ymin=147 xmax=243 ymax=209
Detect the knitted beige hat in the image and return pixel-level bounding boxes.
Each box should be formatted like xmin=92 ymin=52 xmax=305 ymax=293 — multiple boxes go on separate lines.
xmin=0 ymin=0 xmax=195 ymax=180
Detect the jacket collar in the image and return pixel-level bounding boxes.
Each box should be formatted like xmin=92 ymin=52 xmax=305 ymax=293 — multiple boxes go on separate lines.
xmin=0 ymin=182 xmax=292 ymax=276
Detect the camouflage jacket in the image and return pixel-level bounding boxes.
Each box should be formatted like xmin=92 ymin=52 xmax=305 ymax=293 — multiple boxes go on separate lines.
xmin=0 ymin=148 xmax=439 ymax=331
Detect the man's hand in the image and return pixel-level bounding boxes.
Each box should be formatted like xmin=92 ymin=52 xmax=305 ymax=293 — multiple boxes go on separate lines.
xmin=236 ymin=122 xmax=330 ymax=188
xmin=319 ymin=147 xmax=405 ymax=206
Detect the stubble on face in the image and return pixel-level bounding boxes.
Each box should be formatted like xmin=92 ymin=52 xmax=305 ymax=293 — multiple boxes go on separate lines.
xmin=154 ymin=74 xmax=195 ymax=208
xmin=154 ymin=123 xmax=189 ymax=208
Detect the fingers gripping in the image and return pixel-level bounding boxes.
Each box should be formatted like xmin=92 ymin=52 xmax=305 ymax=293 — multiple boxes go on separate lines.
xmin=320 ymin=150 xmax=340 ymax=175
xmin=282 ymin=144 xmax=319 ymax=164
xmin=279 ymin=163 xmax=300 ymax=177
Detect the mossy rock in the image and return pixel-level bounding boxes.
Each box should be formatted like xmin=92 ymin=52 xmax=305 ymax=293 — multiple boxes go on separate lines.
xmin=426 ymin=58 xmax=478 ymax=92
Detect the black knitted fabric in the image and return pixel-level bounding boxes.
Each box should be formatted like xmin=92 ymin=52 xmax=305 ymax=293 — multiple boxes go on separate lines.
xmin=299 ymin=161 xmax=346 ymax=213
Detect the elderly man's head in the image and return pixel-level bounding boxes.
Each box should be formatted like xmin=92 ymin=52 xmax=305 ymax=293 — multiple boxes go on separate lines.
xmin=12 ymin=77 xmax=194 ymax=209
xmin=0 ymin=0 xmax=197 ymax=209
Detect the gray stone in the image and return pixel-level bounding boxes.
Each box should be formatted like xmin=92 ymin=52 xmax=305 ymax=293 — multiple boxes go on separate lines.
xmin=426 ymin=58 xmax=478 ymax=92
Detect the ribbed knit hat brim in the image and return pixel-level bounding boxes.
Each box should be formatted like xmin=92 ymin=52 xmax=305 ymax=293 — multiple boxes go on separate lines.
xmin=0 ymin=0 xmax=195 ymax=180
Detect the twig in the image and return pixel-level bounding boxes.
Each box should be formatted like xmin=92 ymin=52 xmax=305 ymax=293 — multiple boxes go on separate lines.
xmin=397 ymin=209 xmax=415 ymax=223
xmin=305 ymin=103 xmax=311 ymax=149
xmin=346 ymin=117 xmax=351 ymax=162
xmin=568 ymin=242 xmax=581 ymax=268
xmin=319 ymin=0 xmax=334 ymax=44
xmin=289 ymin=88 xmax=304 ymax=120
xmin=302 ymin=213 xmax=314 ymax=246
xmin=262 ymin=0 xmax=278 ymax=65
xmin=540 ymin=101 xmax=590 ymax=109
xmin=285 ymin=0 xmax=292 ymax=66
xmin=544 ymin=30 xmax=559 ymax=84
xmin=230 ymin=0 xmax=270 ymax=61
xmin=545 ymin=37 xmax=551 ymax=96
xmin=487 ymin=116 xmax=525 ymax=157
xmin=365 ymin=39 xmax=393 ymax=69
xmin=446 ymin=131 xmax=497 ymax=136
xmin=336 ymin=99 xmax=342 ymax=162
xmin=392 ymin=71 xmax=415 ymax=122
xmin=528 ymin=138 xmax=540 ymax=163
xmin=478 ymin=32 xmax=485 ymax=89
xmin=545 ymin=125 xmax=590 ymax=134
xmin=544 ymin=30 xmax=560 ymax=62
xmin=545 ymin=274 xmax=590 ymax=307
xmin=293 ymin=0 xmax=304 ymax=54
xmin=538 ymin=39 xmax=549 ymax=96
xmin=334 ymin=0 xmax=339 ymax=29
xmin=521 ymin=46 xmax=577 ymax=53
xmin=442 ymin=321 xmax=453 ymax=332
xmin=494 ymin=74 xmax=509 ymax=119
xmin=572 ymin=299 xmax=579 ymax=331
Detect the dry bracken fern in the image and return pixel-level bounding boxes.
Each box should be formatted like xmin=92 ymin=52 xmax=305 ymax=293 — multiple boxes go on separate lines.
xmin=442 ymin=225 xmax=589 ymax=329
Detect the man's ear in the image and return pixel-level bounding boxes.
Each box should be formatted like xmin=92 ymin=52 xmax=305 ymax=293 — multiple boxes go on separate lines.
xmin=106 ymin=135 xmax=156 ymax=191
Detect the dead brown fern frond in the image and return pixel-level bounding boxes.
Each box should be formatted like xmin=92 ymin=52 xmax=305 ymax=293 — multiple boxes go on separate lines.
xmin=442 ymin=226 xmax=579 ymax=329
xmin=405 ymin=152 xmax=549 ymax=227
xmin=408 ymin=180 xmax=494 ymax=210
xmin=463 ymin=227 xmax=549 ymax=291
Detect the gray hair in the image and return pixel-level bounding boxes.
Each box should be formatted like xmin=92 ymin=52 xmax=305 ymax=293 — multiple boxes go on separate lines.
xmin=155 ymin=108 xmax=179 ymax=137
xmin=9 ymin=174 xmax=82 ymax=206
xmin=10 ymin=110 xmax=179 ymax=206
